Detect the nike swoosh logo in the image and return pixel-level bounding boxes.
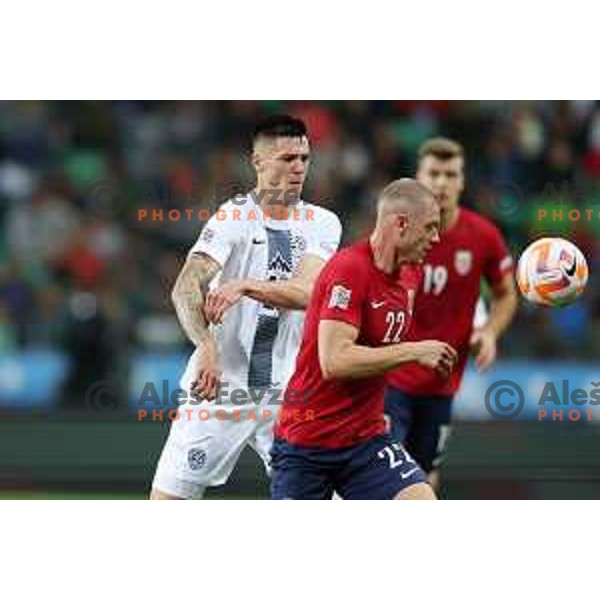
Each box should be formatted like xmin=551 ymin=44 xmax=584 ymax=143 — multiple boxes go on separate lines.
xmin=400 ymin=467 xmax=420 ymax=480
xmin=371 ymin=301 xmax=385 ymax=309
xmin=565 ymin=258 xmax=576 ymax=277
xmin=252 ymin=238 xmax=266 ymax=245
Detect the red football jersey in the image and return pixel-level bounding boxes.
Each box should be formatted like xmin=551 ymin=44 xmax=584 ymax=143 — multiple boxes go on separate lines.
xmin=386 ymin=208 xmax=513 ymax=396
xmin=276 ymin=239 xmax=422 ymax=448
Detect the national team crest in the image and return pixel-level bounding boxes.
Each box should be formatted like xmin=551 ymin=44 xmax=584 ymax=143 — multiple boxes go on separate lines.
xmin=200 ymin=227 xmax=215 ymax=244
xmin=328 ymin=285 xmax=351 ymax=309
xmin=188 ymin=447 xmax=206 ymax=471
xmin=454 ymin=250 xmax=473 ymax=276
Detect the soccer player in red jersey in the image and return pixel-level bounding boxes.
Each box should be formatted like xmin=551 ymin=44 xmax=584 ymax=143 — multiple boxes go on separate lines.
xmin=385 ymin=138 xmax=519 ymax=490
xmin=271 ymin=179 xmax=458 ymax=500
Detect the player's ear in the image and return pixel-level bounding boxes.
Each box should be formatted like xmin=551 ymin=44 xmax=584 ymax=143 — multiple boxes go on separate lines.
xmin=396 ymin=213 xmax=408 ymax=232
xmin=251 ymin=151 xmax=263 ymax=173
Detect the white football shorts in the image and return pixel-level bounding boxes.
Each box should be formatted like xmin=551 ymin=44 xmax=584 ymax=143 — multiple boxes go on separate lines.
xmin=151 ymin=391 xmax=278 ymax=499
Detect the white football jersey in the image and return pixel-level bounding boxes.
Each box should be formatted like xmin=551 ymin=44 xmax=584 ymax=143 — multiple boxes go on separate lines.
xmin=179 ymin=194 xmax=342 ymax=393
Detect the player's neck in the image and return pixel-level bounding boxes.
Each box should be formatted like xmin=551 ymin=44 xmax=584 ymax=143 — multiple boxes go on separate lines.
xmin=254 ymin=186 xmax=293 ymax=220
xmin=369 ymin=231 xmax=402 ymax=276
xmin=441 ymin=206 xmax=460 ymax=232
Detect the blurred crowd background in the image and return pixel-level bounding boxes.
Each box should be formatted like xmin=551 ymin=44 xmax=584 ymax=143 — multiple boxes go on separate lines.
xmin=1 ymin=100 xmax=599 ymax=412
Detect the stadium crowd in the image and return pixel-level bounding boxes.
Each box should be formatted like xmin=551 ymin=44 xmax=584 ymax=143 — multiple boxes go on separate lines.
xmin=1 ymin=101 xmax=599 ymax=404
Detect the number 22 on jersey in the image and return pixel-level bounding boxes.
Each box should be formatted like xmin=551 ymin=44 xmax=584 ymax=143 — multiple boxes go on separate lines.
xmin=382 ymin=311 xmax=405 ymax=343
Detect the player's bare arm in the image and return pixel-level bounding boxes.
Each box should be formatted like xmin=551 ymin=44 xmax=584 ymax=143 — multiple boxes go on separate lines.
xmin=318 ymin=320 xmax=457 ymax=380
xmin=470 ymin=272 xmax=518 ymax=371
xmin=204 ymin=254 xmax=325 ymax=324
xmin=243 ymin=253 xmax=325 ymax=308
xmin=171 ymin=252 xmax=222 ymax=399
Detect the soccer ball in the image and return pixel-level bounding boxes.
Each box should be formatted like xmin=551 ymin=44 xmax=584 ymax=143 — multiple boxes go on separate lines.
xmin=517 ymin=237 xmax=589 ymax=307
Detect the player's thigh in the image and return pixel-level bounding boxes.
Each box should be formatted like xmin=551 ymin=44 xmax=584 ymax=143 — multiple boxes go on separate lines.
xmin=408 ymin=396 xmax=453 ymax=473
xmin=335 ymin=436 xmax=427 ymax=500
xmin=384 ymin=386 xmax=414 ymax=444
xmin=151 ymin=408 xmax=259 ymax=499
xmin=394 ymin=482 xmax=437 ymax=500
xmin=248 ymin=408 xmax=278 ymax=476
xmin=270 ymin=440 xmax=334 ymax=500
xmin=426 ymin=469 xmax=441 ymax=490
xmin=150 ymin=488 xmax=183 ymax=500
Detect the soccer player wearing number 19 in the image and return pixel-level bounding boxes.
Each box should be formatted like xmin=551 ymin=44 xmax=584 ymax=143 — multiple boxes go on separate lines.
xmin=271 ymin=179 xmax=458 ymax=500
xmin=385 ymin=138 xmax=518 ymax=491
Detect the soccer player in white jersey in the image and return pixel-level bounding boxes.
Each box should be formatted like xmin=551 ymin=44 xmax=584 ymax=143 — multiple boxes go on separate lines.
xmin=150 ymin=115 xmax=342 ymax=499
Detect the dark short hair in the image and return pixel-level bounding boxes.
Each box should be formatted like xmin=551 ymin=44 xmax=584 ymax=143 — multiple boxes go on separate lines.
xmin=252 ymin=114 xmax=308 ymax=145
xmin=418 ymin=137 xmax=464 ymax=162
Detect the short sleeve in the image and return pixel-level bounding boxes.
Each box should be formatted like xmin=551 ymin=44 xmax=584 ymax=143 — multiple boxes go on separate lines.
xmin=305 ymin=207 xmax=342 ymax=263
xmin=188 ymin=204 xmax=240 ymax=267
xmin=483 ymin=223 xmax=513 ymax=287
xmin=318 ymin=254 xmax=366 ymax=329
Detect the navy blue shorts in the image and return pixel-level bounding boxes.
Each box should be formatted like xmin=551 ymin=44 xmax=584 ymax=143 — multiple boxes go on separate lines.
xmin=384 ymin=387 xmax=453 ymax=473
xmin=270 ymin=434 xmax=427 ymax=500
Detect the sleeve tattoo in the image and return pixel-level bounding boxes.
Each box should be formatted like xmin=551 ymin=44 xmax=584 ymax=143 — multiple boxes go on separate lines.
xmin=171 ymin=252 xmax=221 ymax=348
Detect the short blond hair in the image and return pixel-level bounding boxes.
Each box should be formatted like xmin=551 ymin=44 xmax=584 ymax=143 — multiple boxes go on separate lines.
xmin=377 ymin=178 xmax=434 ymax=219
xmin=417 ymin=137 xmax=464 ymax=163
